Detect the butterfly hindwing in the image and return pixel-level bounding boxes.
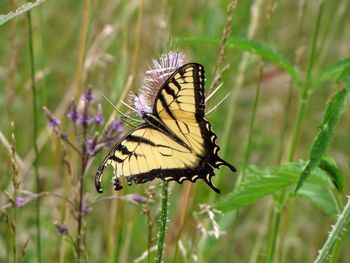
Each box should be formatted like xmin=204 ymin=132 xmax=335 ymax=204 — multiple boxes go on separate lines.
xmin=96 ymin=124 xmax=214 ymax=192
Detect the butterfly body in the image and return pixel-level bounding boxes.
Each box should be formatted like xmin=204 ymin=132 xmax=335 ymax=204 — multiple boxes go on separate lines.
xmin=96 ymin=63 xmax=236 ymax=193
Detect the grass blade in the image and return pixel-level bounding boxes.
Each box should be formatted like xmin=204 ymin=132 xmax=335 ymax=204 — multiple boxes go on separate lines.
xmin=0 ymin=0 xmax=46 ymax=26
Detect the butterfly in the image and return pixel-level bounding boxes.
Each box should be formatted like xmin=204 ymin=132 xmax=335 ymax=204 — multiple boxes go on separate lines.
xmin=95 ymin=63 xmax=236 ymax=193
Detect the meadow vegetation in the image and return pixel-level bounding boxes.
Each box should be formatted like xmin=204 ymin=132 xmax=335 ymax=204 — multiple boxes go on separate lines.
xmin=0 ymin=0 xmax=350 ymax=262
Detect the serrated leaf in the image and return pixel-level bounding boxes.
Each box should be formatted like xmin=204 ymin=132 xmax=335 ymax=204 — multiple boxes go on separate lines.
xmin=216 ymin=161 xmax=335 ymax=213
xmin=181 ymin=35 xmax=301 ymax=87
xmin=0 ymin=0 xmax=46 ymax=26
xmin=295 ymin=77 xmax=350 ymax=192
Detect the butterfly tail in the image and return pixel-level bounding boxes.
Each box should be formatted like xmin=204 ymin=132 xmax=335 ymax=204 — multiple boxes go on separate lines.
xmin=203 ymin=169 xmax=221 ymax=194
xmin=95 ymin=169 xmax=104 ymax=193
xmin=204 ymin=179 xmax=221 ymax=194
xmin=218 ymin=158 xmax=237 ymax=172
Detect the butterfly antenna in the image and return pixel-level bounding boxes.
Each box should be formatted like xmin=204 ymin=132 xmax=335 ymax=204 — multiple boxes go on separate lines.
xmin=100 ymin=92 xmax=143 ymax=123
xmin=205 ymin=82 xmax=224 ymax=102
xmin=121 ymin=99 xmax=139 ymax=113
xmin=121 ymin=116 xmax=138 ymax=128
xmin=205 ymin=91 xmax=231 ymax=116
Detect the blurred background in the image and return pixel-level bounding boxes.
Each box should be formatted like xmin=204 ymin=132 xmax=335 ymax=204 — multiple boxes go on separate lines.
xmin=0 ymin=0 xmax=350 ymax=262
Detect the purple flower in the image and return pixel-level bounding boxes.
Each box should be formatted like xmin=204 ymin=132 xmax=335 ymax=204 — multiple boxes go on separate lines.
xmin=76 ymin=114 xmax=91 ymax=125
xmin=82 ymin=205 xmax=93 ymax=215
xmin=81 ymin=88 xmax=94 ymax=101
xmin=87 ymin=138 xmax=95 ymax=156
xmin=54 ymin=222 xmax=68 ymax=235
xmin=67 ymin=102 xmax=79 ymax=122
xmin=131 ymin=194 xmax=146 ymax=204
xmin=102 ymin=120 xmax=124 ymax=146
xmin=48 ymin=118 xmax=60 ymax=128
xmin=16 ymin=196 xmax=24 ymax=208
xmin=110 ymin=120 xmax=123 ymax=133
xmin=93 ymin=104 xmax=104 ymax=125
xmin=94 ymin=114 xmax=104 ymax=125
xmin=43 ymin=106 xmax=61 ymax=128
xmin=133 ymin=51 xmax=185 ymax=116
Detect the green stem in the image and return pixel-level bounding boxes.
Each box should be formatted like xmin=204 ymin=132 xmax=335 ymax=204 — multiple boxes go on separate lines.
xmin=315 ymin=196 xmax=350 ymax=263
xmin=27 ymin=10 xmax=42 ymax=263
xmin=241 ymin=62 xmax=264 ymax=181
xmin=267 ymin=206 xmax=281 ymax=262
xmin=288 ymin=0 xmax=324 ymax=161
xmin=155 ymin=181 xmax=169 ymax=263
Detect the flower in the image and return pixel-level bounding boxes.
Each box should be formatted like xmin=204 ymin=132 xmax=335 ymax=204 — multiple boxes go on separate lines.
xmin=103 ymin=120 xmax=124 ymax=146
xmin=66 ymin=102 xmax=79 ymax=122
xmin=43 ymin=106 xmax=61 ymax=128
xmin=132 ymin=51 xmax=185 ymax=116
xmin=93 ymin=104 xmax=104 ymax=125
xmin=87 ymin=138 xmax=96 ymax=156
xmin=54 ymin=222 xmax=68 ymax=235
xmin=49 ymin=118 xmax=60 ymax=128
xmin=94 ymin=114 xmax=104 ymax=125
xmin=81 ymin=87 xmax=94 ymax=101
xmin=82 ymin=205 xmax=93 ymax=215
xmin=131 ymin=194 xmax=146 ymax=204
xmin=76 ymin=114 xmax=91 ymax=125
xmin=16 ymin=196 xmax=24 ymax=208
xmin=110 ymin=120 xmax=123 ymax=133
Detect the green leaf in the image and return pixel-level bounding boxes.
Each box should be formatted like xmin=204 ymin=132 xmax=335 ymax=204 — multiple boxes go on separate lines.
xmin=336 ymin=64 xmax=350 ymax=84
xmin=319 ymin=156 xmax=345 ymax=192
xmin=0 ymin=0 xmax=46 ymax=26
xmin=216 ymin=161 xmax=335 ymax=213
xmin=182 ymin=36 xmax=302 ymax=87
xmin=295 ymin=75 xmax=350 ymax=192
xmin=298 ymin=183 xmax=338 ymax=216
xmin=315 ymin=57 xmax=350 ymax=88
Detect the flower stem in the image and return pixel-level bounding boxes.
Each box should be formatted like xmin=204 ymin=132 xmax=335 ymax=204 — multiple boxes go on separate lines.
xmin=27 ymin=10 xmax=42 ymax=263
xmin=76 ymin=110 xmax=89 ymax=262
xmin=155 ymin=181 xmax=169 ymax=263
xmin=315 ymin=196 xmax=350 ymax=263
